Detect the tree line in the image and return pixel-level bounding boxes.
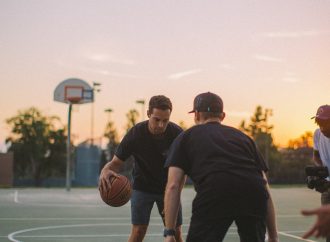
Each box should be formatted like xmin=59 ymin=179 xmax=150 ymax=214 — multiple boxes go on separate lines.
xmin=5 ymin=106 xmax=314 ymax=186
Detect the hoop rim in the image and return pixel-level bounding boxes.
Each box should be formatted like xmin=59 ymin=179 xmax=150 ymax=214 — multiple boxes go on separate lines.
xmin=65 ymin=97 xmax=82 ymax=104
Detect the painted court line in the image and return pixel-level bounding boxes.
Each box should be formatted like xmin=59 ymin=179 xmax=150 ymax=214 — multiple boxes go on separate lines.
xmin=279 ymin=231 xmax=316 ymax=242
xmin=8 ymin=223 xmax=191 ymax=241
xmin=8 ymin=191 xmax=317 ymax=241
xmin=0 ymin=216 xmax=190 ymax=221
xmin=7 ymin=222 xmax=318 ymax=242
xmin=12 ymin=190 xmax=109 ymax=208
xmin=8 ymin=224 xmax=124 ymax=242
xmin=14 ymin=190 xmax=18 ymax=203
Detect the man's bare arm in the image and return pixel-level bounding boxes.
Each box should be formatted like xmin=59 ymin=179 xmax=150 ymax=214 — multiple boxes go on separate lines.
xmin=313 ymin=150 xmax=323 ymax=166
xmin=164 ymin=167 xmax=185 ymax=232
xmin=263 ymin=172 xmax=279 ymax=242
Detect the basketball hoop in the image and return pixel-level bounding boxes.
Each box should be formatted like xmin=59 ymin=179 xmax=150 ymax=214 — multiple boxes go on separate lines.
xmin=66 ymin=97 xmax=82 ymax=104
xmin=54 ymin=78 xmax=94 ymax=105
xmin=53 ymin=78 xmax=94 ymax=192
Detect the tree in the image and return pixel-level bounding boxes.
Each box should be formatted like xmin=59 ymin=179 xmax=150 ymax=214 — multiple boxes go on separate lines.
xmin=103 ymin=119 xmax=119 ymax=164
xmin=288 ymin=131 xmax=313 ymax=149
xmin=178 ymin=120 xmax=189 ymax=131
xmin=120 ymin=109 xmax=140 ymax=179
xmin=104 ymin=120 xmax=118 ymax=145
xmin=239 ymin=106 xmax=274 ymax=164
xmin=126 ymin=109 xmax=139 ymax=132
xmin=5 ymin=107 xmax=66 ymax=186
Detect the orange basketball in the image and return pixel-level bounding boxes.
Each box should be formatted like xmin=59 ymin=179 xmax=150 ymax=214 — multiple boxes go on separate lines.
xmin=99 ymin=174 xmax=132 ymax=207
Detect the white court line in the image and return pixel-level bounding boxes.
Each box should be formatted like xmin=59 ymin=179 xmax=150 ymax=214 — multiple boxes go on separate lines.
xmin=9 ymin=191 xmax=313 ymax=218
xmin=8 ymin=191 xmax=316 ymax=241
xmin=9 ymin=231 xmax=320 ymax=241
xmin=279 ymin=231 xmax=316 ymax=242
xmin=7 ymin=223 xmax=235 ymax=241
xmin=14 ymin=190 xmax=18 ymax=203
xmin=1 ymin=214 xmax=305 ymax=221
xmin=277 ymin=215 xmax=305 ymax=218
xmin=0 ymin=216 xmax=191 ymax=221
xmin=8 ymin=223 xmax=164 ymax=242
xmin=8 ymin=222 xmax=318 ymax=242
xmin=12 ymin=190 xmax=111 ymax=208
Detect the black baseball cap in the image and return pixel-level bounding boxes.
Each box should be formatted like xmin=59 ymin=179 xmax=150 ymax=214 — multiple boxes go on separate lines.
xmin=189 ymin=92 xmax=223 ymax=113
xmin=311 ymin=105 xmax=330 ymax=120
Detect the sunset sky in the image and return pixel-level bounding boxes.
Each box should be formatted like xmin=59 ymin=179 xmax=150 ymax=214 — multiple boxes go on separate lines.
xmin=1 ymin=0 xmax=329 ymax=151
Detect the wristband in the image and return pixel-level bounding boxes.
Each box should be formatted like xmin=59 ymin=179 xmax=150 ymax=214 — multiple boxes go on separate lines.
xmin=163 ymin=228 xmax=176 ymax=237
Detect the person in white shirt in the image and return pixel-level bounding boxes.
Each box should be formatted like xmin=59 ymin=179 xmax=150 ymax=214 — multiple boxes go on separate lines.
xmin=306 ymin=105 xmax=330 ymax=241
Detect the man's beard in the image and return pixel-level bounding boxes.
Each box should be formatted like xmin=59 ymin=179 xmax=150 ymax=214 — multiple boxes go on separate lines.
xmin=322 ymin=131 xmax=330 ymax=138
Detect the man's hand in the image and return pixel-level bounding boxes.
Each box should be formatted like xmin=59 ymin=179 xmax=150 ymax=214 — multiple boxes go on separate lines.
xmin=301 ymin=204 xmax=330 ymax=238
xmin=98 ymin=169 xmax=119 ymax=193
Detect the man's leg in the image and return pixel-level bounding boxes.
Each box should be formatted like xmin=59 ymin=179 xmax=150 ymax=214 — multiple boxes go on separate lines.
xmin=128 ymin=225 xmax=148 ymax=242
xmin=186 ymin=215 xmax=233 ymax=242
xmin=235 ymin=216 xmax=266 ymax=242
xmin=321 ymin=191 xmax=330 ymax=242
xmin=129 ymin=190 xmax=154 ymax=242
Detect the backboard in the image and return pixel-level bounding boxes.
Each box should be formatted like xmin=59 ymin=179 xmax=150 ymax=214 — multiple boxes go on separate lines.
xmin=54 ymin=78 xmax=94 ymax=104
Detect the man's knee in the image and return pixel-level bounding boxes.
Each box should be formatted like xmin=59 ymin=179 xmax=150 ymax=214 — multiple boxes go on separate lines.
xmin=129 ymin=225 xmax=148 ymax=242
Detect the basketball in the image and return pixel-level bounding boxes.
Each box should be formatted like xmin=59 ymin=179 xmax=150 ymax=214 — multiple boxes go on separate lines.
xmin=99 ymin=174 xmax=132 ymax=207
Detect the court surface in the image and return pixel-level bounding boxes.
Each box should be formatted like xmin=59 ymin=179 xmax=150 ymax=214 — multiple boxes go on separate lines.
xmin=0 ymin=186 xmax=326 ymax=242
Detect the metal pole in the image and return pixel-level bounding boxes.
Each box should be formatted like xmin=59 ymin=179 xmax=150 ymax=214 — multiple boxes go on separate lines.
xmin=91 ymin=82 xmax=101 ymax=145
xmin=91 ymin=101 xmax=94 ymax=145
xmin=66 ymin=103 xmax=72 ymax=192
xmin=104 ymin=108 xmax=113 ymax=160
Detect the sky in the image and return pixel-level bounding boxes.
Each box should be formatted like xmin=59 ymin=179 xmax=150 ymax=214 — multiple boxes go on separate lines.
xmin=1 ymin=0 xmax=330 ymax=151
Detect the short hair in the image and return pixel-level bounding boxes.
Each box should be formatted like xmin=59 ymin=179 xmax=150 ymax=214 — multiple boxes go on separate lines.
xmin=148 ymin=95 xmax=172 ymax=113
xmin=199 ymin=112 xmax=222 ymax=119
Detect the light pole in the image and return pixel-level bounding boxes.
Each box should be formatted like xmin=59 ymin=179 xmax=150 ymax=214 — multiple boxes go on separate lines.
xmin=104 ymin=108 xmax=113 ymax=123
xmin=91 ymin=82 xmax=101 ymax=145
xmin=136 ymin=99 xmax=145 ymax=121
xmin=104 ymin=108 xmax=113 ymax=160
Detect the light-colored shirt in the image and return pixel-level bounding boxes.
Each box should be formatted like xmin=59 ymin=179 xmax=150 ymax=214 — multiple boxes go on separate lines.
xmin=314 ymin=128 xmax=330 ymax=179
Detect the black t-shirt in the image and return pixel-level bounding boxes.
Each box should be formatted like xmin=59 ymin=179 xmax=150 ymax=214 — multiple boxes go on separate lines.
xmin=116 ymin=121 xmax=182 ymax=194
xmin=165 ymin=122 xmax=269 ymax=218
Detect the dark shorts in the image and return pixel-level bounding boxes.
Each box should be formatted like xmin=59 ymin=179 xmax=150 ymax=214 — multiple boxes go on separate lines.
xmin=187 ymin=215 xmax=266 ymax=242
xmin=130 ymin=190 xmax=183 ymax=226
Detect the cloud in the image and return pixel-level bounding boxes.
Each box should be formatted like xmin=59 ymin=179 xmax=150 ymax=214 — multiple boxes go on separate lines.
xmin=55 ymin=60 xmax=139 ymax=78
xmin=82 ymin=68 xmax=140 ymax=78
xmin=282 ymin=72 xmax=300 ymax=83
xmin=168 ymin=69 xmax=203 ymax=80
xmin=87 ymin=53 xmax=135 ymax=65
xmin=282 ymin=77 xmax=300 ymax=83
xmin=262 ymin=30 xmax=329 ymax=38
xmin=95 ymin=70 xmax=139 ymax=79
xmin=254 ymin=55 xmax=284 ymax=63
xmin=220 ymin=64 xmax=235 ymax=70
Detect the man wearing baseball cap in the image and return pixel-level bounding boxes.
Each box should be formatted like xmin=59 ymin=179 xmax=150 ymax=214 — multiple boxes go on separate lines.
xmin=303 ymin=105 xmax=330 ymax=241
xmin=163 ymin=92 xmax=278 ymax=242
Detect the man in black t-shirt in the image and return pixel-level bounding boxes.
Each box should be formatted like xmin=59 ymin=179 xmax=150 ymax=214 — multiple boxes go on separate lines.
xmin=163 ymin=92 xmax=279 ymax=242
xmin=99 ymin=95 xmax=183 ymax=242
